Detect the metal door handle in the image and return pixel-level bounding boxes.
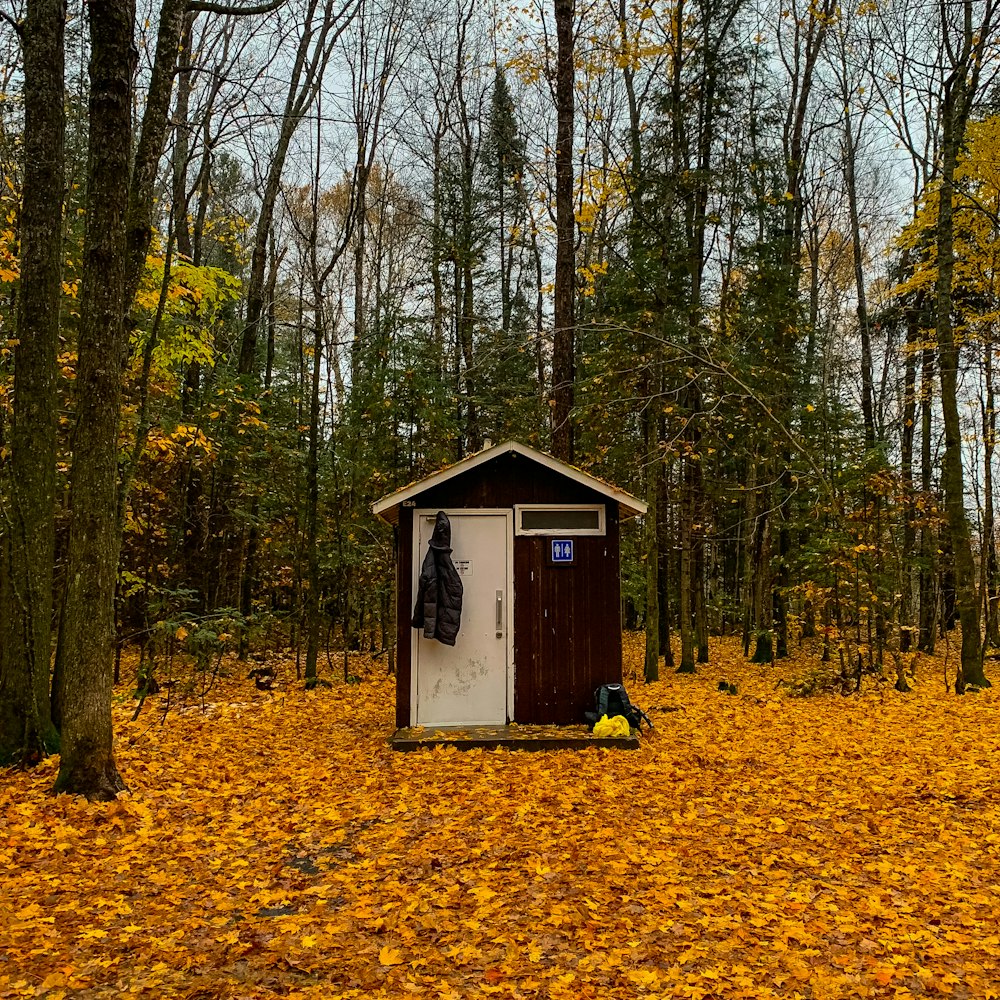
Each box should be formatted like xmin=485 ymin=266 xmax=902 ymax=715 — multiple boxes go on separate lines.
xmin=496 ymin=591 xmax=503 ymax=638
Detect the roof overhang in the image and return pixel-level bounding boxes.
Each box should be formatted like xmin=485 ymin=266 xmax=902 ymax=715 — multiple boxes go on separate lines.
xmin=372 ymin=440 xmax=647 ymax=524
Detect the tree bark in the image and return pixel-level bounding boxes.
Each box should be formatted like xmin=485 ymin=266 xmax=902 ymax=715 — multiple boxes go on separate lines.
xmin=677 ymin=462 xmax=695 ymax=673
xmin=1 ymin=0 xmax=65 ymax=765
xmin=304 ymin=315 xmax=323 ymax=687
xmin=124 ymin=0 xmax=188 ymax=311
xmin=551 ymin=0 xmax=575 ymax=461
xmin=899 ymin=294 xmax=919 ymax=653
xmin=844 ymin=113 xmax=875 ymax=449
xmin=643 ymin=457 xmax=660 ymax=683
xmin=170 ymin=13 xmax=196 ymax=262
xmin=767 ymin=0 xmax=833 ymax=661
xmin=52 ymin=0 xmax=134 ymax=799
xmin=918 ymin=341 xmax=936 ymax=652
xmin=936 ymin=70 xmax=988 ymax=691
xmin=984 ymin=338 xmax=1000 ymax=647
xmin=657 ymin=450 xmax=674 ymax=667
xmin=453 ymin=59 xmax=480 ymax=453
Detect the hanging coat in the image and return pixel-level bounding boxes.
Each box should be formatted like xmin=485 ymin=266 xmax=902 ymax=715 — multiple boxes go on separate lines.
xmin=411 ymin=511 xmax=463 ymax=645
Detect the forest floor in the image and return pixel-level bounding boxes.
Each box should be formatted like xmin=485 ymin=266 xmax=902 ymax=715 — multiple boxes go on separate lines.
xmin=3 ymin=635 xmax=1000 ymax=1000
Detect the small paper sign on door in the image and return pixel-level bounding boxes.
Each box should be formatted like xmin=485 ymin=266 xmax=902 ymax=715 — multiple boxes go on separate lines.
xmin=454 ymin=559 xmax=473 ymax=576
xmin=550 ymin=539 xmax=574 ymax=565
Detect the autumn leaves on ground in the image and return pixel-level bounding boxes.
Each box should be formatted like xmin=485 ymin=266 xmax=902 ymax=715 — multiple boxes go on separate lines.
xmin=4 ymin=637 xmax=1000 ymax=1000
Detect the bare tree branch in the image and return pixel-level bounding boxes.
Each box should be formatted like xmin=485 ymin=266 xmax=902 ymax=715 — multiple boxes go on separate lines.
xmin=187 ymin=0 xmax=285 ymax=15
xmin=0 ymin=10 xmax=24 ymax=38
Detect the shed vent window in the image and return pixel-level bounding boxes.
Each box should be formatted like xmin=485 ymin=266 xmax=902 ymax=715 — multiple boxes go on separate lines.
xmin=515 ymin=505 xmax=605 ymax=536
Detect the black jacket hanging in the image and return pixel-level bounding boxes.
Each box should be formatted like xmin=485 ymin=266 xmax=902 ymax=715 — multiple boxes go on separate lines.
xmin=411 ymin=511 xmax=463 ymax=645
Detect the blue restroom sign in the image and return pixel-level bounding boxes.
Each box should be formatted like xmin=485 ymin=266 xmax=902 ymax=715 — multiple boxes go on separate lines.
xmin=551 ymin=539 xmax=574 ymax=564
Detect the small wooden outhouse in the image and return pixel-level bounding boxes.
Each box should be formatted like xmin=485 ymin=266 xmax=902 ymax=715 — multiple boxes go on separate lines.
xmin=372 ymin=441 xmax=646 ymax=729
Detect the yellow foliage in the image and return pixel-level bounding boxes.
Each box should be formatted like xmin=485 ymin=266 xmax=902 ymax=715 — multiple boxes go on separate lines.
xmin=0 ymin=224 xmax=18 ymax=284
xmin=894 ymin=113 xmax=1000 ymax=329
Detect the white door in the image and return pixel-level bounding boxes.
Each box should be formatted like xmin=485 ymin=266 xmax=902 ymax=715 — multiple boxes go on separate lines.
xmin=412 ymin=510 xmax=512 ymax=726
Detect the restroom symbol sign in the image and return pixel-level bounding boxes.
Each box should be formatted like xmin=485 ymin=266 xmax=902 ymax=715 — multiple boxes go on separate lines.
xmin=550 ymin=539 xmax=574 ymax=564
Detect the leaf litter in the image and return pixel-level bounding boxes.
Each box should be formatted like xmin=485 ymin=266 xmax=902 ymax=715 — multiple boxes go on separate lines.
xmin=3 ymin=636 xmax=1000 ymax=999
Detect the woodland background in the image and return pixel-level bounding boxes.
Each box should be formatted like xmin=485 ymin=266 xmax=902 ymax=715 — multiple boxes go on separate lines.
xmin=3 ymin=0 xmax=1000 ymax=797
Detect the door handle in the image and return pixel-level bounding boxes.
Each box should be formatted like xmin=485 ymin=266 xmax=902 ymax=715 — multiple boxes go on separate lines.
xmin=496 ymin=590 xmax=503 ymax=638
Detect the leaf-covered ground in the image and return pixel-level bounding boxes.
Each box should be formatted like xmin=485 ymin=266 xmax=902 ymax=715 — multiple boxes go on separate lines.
xmin=4 ymin=636 xmax=1000 ymax=999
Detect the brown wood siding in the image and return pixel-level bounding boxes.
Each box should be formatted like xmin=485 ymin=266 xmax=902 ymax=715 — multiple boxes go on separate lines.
xmin=393 ymin=451 xmax=624 ymax=728
xmin=513 ymin=507 xmax=621 ymax=724
xmin=415 ymin=452 xmax=609 ymax=510
xmin=395 ymin=508 xmax=413 ymax=729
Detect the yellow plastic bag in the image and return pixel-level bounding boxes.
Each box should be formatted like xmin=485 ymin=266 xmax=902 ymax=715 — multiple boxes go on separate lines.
xmin=593 ymin=713 xmax=631 ymax=738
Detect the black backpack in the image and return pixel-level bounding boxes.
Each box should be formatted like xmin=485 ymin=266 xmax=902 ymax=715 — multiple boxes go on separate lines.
xmin=585 ymin=683 xmax=653 ymax=731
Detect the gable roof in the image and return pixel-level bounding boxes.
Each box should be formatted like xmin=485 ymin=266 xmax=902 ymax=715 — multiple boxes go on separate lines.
xmin=372 ymin=440 xmax=647 ymax=523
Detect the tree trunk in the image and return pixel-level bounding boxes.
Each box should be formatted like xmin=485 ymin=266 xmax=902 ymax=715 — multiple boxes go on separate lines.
xmin=643 ymin=458 xmax=659 ymax=683
xmin=641 ymin=369 xmax=659 ymax=681
xmin=304 ymin=316 xmax=323 ymax=687
xmin=657 ymin=455 xmax=674 ymax=667
xmin=983 ymin=332 xmax=1000 ymax=647
xmin=693 ymin=507 xmax=708 ymax=663
xmin=677 ymin=461 xmax=696 ymax=674
xmin=918 ymin=342 xmax=936 ymax=652
xmin=123 ymin=0 xmax=188 ymax=311
xmin=936 ymin=73 xmax=987 ymax=690
xmin=455 ymin=133 xmax=479 ymax=452
xmin=170 ymin=13 xmax=196 ymax=262
xmin=844 ymin=111 xmax=875 ymax=449
xmin=749 ymin=478 xmax=774 ymax=663
xmin=52 ymin=0 xmax=134 ymax=799
xmin=768 ymin=0 xmax=831 ymax=663
xmin=551 ymin=0 xmax=575 ymax=461
xmin=0 ymin=0 xmax=65 ymax=765
xmin=899 ymin=292 xmax=919 ymax=652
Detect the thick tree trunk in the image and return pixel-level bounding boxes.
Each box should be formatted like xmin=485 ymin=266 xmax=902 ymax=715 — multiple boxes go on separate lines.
xmin=0 ymin=0 xmax=65 ymax=765
xmin=53 ymin=0 xmax=134 ymax=798
xmin=936 ymin=76 xmax=987 ymax=691
xmin=551 ymin=0 xmax=575 ymax=461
